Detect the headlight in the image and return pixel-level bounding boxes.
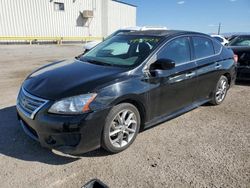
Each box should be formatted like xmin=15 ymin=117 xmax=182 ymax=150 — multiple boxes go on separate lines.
xmin=48 ymin=93 xmax=97 ymax=114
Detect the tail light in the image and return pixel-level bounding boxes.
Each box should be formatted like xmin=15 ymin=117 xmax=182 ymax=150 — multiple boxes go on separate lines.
xmin=233 ymin=54 xmax=238 ymax=64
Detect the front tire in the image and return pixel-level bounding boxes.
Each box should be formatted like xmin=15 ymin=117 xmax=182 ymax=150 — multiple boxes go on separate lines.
xmin=210 ymin=75 xmax=229 ymax=105
xmin=102 ymin=103 xmax=141 ymax=153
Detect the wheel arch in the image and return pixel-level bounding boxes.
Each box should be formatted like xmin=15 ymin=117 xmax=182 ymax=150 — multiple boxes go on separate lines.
xmin=111 ymin=95 xmax=147 ymax=131
xmin=223 ymin=72 xmax=231 ymax=86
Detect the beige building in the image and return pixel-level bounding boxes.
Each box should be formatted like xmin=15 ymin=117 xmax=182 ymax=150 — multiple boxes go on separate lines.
xmin=0 ymin=0 xmax=136 ymax=41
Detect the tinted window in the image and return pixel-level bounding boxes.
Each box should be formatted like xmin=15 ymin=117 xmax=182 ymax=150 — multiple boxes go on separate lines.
xmin=213 ymin=36 xmax=223 ymax=43
xmin=193 ymin=37 xmax=214 ymax=59
xmin=213 ymin=40 xmax=222 ymax=54
xmin=158 ymin=37 xmax=191 ymax=64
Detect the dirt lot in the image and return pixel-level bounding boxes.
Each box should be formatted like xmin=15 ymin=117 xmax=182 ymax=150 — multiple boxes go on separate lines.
xmin=0 ymin=45 xmax=249 ymax=188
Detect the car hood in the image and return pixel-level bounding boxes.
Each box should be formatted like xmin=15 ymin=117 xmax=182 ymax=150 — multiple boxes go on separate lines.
xmin=23 ymin=59 xmax=126 ymax=100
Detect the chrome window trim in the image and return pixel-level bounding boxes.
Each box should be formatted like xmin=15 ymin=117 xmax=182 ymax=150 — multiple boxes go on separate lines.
xmin=191 ymin=35 xmax=223 ymax=62
xmin=176 ymin=45 xmax=223 ymax=67
xmin=143 ymin=34 xmax=223 ymax=72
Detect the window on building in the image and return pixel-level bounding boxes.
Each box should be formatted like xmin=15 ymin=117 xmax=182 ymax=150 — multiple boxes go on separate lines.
xmin=54 ymin=2 xmax=65 ymax=11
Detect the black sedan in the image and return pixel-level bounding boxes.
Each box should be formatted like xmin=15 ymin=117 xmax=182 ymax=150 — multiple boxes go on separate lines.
xmin=16 ymin=30 xmax=236 ymax=154
xmin=227 ymin=35 xmax=250 ymax=80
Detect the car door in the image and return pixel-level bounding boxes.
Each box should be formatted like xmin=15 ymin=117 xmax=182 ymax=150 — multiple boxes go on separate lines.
xmin=146 ymin=36 xmax=198 ymax=120
xmin=191 ymin=36 xmax=222 ymax=101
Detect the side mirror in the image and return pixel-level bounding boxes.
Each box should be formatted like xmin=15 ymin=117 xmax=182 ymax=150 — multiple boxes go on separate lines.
xmin=151 ymin=58 xmax=175 ymax=70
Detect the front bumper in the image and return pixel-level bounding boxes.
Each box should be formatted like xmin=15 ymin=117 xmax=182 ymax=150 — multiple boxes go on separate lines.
xmin=17 ymin=102 xmax=110 ymax=154
xmin=237 ymin=66 xmax=250 ymax=81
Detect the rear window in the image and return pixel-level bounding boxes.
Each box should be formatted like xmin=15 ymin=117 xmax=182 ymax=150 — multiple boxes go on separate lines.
xmin=213 ymin=36 xmax=223 ymax=43
xmin=192 ymin=36 xmax=214 ymax=59
xmin=213 ymin=40 xmax=223 ymax=54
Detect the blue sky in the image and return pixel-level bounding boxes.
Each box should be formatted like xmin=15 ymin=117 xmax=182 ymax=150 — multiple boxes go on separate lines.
xmin=122 ymin=0 xmax=250 ymax=33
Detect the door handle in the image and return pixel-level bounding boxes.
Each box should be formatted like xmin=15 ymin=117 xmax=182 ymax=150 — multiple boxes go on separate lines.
xmin=215 ymin=64 xmax=222 ymax=69
xmin=186 ymin=72 xmax=195 ymax=77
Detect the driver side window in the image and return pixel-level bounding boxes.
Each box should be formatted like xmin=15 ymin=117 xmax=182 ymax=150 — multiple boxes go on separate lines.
xmin=158 ymin=37 xmax=191 ymax=65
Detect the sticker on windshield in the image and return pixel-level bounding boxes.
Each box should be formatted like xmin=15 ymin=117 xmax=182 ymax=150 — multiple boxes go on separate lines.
xmin=129 ymin=38 xmax=160 ymax=43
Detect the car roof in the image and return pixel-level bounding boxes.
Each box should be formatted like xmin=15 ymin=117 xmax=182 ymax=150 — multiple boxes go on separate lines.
xmin=229 ymin=34 xmax=250 ymax=37
xmin=121 ymin=30 xmax=209 ymax=38
xmin=211 ymin=35 xmax=224 ymax=38
xmin=121 ymin=26 xmax=168 ymax=31
xmin=235 ymin=35 xmax=250 ymax=37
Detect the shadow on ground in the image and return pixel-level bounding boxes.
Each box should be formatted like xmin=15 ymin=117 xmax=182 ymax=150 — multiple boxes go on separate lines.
xmin=0 ymin=106 xmax=80 ymax=165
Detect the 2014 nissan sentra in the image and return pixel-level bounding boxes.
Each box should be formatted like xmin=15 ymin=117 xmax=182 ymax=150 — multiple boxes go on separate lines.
xmin=16 ymin=30 xmax=237 ymax=154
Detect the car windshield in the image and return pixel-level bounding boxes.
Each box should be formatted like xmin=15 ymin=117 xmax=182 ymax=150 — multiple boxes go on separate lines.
xmin=228 ymin=36 xmax=250 ymax=46
xmin=80 ymin=35 xmax=163 ymax=67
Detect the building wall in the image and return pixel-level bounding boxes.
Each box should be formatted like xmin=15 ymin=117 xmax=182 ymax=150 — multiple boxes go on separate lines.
xmin=106 ymin=1 xmax=136 ymax=36
xmin=0 ymin=0 xmax=136 ymax=38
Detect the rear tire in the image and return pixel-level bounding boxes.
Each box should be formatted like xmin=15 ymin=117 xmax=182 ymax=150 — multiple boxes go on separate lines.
xmin=210 ymin=75 xmax=229 ymax=105
xmin=102 ymin=103 xmax=140 ymax=153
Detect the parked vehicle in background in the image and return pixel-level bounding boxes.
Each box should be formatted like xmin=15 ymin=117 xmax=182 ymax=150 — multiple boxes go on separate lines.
xmin=211 ymin=34 xmax=229 ymax=45
xmin=227 ymin=35 xmax=250 ymax=80
xmin=227 ymin=35 xmax=239 ymax=42
xmin=16 ymin=30 xmax=236 ymax=154
xmin=83 ymin=26 xmax=167 ymax=53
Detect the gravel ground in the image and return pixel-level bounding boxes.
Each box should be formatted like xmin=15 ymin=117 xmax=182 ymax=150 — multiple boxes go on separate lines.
xmin=0 ymin=45 xmax=249 ymax=188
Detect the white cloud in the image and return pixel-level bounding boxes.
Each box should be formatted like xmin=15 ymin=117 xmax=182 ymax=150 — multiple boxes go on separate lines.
xmin=208 ymin=24 xmax=217 ymax=27
xmin=177 ymin=1 xmax=185 ymax=5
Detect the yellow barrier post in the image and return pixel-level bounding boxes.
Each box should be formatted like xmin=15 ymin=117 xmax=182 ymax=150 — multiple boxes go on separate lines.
xmin=0 ymin=36 xmax=103 ymax=44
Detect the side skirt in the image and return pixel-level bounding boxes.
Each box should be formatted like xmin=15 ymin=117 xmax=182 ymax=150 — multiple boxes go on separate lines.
xmin=144 ymin=98 xmax=210 ymax=130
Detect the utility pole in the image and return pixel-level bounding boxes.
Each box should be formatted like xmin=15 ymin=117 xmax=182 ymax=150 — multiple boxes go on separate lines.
xmin=218 ymin=22 xmax=221 ymax=35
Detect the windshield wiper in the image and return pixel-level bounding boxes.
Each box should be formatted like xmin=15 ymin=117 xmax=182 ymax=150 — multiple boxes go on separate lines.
xmin=83 ymin=58 xmax=113 ymax=67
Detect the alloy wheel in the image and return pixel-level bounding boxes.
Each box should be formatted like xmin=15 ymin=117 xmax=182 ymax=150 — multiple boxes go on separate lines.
xmin=109 ymin=109 xmax=137 ymax=148
xmin=215 ymin=79 xmax=227 ymax=103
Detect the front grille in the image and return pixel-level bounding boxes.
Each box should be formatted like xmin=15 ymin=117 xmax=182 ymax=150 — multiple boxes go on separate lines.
xmin=17 ymin=87 xmax=48 ymax=119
